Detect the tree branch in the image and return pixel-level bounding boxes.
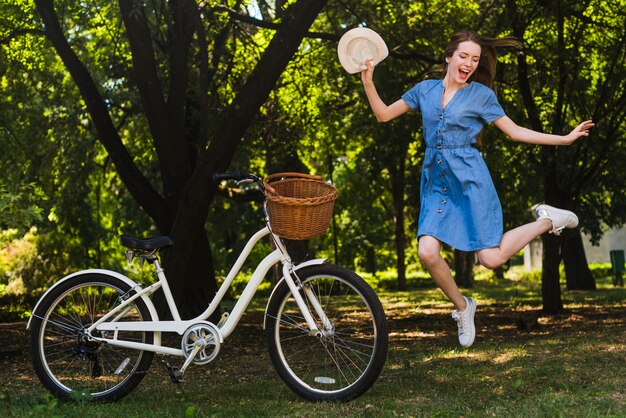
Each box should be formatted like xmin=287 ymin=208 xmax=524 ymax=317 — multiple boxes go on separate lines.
xmin=34 ymin=0 xmax=169 ymax=229
xmin=211 ymin=4 xmax=439 ymax=65
xmin=118 ymin=0 xmax=191 ymax=198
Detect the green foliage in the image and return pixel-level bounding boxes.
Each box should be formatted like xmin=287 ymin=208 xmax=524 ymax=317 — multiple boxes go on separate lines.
xmin=185 ymin=405 xmax=199 ymax=418
xmin=0 ymin=184 xmax=43 ymax=232
xmin=360 ymin=269 xmax=432 ymax=291
xmin=1 ymin=0 xmax=625 ymax=299
xmin=588 ymin=263 xmax=613 ymax=280
xmin=218 ymin=268 xmax=273 ymax=301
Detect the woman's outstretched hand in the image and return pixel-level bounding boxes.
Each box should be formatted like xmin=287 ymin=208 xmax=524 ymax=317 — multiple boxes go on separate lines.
xmin=360 ymin=59 xmax=375 ymax=86
xmin=565 ymin=120 xmax=595 ymax=144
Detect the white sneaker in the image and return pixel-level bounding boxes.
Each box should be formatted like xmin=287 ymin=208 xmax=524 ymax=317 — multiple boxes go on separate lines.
xmin=531 ymin=204 xmax=579 ymax=236
xmin=451 ymin=296 xmax=476 ymax=348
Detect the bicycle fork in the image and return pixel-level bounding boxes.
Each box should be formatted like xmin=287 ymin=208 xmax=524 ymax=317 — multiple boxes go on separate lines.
xmin=281 ymin=263 xmax=333 ymax=337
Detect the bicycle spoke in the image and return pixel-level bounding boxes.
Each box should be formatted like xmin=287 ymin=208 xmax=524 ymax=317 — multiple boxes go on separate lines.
xmin=267 ymin=312 xmax=312 ymax=335
xmin=318 ymin=338 xmax=355 ymax=384
xmin=32 ymin=314 xmax=82 ymax=335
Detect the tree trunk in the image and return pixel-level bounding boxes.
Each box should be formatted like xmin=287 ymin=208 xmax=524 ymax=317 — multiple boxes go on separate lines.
xmin=562 ymin=230 xmax=596 ymax=290
xmin=507 ymin=2 xmax=568 ymax=314
xmin=157 ymin=231 xmax=218 ymax=320
xmin=542 ymin=0 xmax=570 ymax=313
xmin=165 ymin=0 xmax=328 ymax=315
xmin=365 ymin=246 xmax=377 ymax=276
xmin=493 ymin=266 xmax=505 ymax=280
xmin=454 ymin=249 xmax=474 ymax=288
xmin=391 ymin=160 xmax=407 ymax=290
xmin=541 ymin=234 xmax=563 ymax=314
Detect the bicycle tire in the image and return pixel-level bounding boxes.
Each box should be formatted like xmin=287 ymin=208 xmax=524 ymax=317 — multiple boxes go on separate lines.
xmin=265 ymin=264 xmax=388 ymax=401
xmin=29 ymin=274 xmax=155 ymax=401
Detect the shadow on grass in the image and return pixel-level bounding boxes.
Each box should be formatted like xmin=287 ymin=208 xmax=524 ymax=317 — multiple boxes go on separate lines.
xmin=1 ymin=273 xmax=624 ymax=417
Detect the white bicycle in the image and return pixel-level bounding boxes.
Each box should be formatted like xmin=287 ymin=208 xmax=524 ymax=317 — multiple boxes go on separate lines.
xmin=28 ymin=171 xmax=388 ymax=402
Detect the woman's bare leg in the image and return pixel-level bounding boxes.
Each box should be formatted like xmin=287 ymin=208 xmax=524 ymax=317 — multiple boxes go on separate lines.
xmin=419 ymin=219 xmax=551 ymax=301
xmin=476 ymin=219 xmax=552 ymax=269
xmin=418 ymin=234 xmax=478 ymax=346
xmin=418 ymin=235 xmax=467 ymax=311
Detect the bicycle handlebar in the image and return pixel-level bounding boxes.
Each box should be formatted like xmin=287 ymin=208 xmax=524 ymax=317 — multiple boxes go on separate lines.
xmin=213 ymin=170 xmax=262 ymax=184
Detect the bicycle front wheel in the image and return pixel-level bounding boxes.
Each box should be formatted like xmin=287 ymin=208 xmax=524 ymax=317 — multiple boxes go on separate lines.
xmin=29 ymin=274 xmax=154 ymax=401
xmin=265 ymin=264 xmax=388 ymax=401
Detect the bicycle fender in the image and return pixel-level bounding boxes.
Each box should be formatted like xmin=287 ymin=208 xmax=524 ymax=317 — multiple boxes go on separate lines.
xmin=26 ymin=269 xmax=160 ymax=329
xmin=262 ymin=258 xmax=327 ymax=330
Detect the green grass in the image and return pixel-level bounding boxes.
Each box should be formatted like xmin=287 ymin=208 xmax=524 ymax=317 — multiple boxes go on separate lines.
xmin=2 ymin=273 xmax=624 ymax=417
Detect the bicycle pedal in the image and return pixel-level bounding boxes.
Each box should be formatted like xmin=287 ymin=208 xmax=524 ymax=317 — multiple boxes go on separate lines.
xmin=166 ymin=364 xmax=185 ymax=384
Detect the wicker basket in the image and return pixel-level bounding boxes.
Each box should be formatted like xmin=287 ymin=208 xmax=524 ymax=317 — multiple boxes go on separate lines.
xmin=263 ymin=172 xmax=338 ymax=240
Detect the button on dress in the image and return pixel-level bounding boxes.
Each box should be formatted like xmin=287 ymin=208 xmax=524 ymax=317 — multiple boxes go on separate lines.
xmin=401 ymin=80 xmax=506 ymax=251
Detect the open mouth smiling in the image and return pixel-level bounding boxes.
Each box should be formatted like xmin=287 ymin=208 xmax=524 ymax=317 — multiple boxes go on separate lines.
xmin=459 ymin=68 xmax=472 ymax=80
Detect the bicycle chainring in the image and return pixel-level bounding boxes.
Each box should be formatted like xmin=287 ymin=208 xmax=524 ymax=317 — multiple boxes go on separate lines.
xmin=181 ymin=322 xmax=222 ymax=365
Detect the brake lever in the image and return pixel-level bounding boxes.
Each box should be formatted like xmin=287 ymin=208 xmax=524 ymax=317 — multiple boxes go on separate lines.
xmin=236 ymin=178 xmax=254 ymax=186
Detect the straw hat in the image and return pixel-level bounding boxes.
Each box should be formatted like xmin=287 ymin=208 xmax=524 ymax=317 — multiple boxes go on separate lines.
xmin=337 ymin=27 xmax=389 ymax=74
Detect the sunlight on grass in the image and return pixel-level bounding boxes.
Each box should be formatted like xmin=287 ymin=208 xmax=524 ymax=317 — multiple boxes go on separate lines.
xmin=388 ymin=330 xmax=438 ymax=340
xmin=420 ymin=346 xmax=532 ymax=367
xmin=490 ymin=348 xmax=530 ymax=364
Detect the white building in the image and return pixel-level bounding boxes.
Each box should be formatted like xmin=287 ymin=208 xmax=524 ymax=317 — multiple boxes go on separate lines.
xmin=523 ymin=228 xmax=626 ymax=271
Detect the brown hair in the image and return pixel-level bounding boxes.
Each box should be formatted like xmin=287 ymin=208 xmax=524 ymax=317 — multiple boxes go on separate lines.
xmin=442 ymin=30 xmax=521 ymax=89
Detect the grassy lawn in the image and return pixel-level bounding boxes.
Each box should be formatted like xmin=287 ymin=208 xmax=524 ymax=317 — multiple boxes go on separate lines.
xmin=1 ymin=271 xmax=624 ymax=417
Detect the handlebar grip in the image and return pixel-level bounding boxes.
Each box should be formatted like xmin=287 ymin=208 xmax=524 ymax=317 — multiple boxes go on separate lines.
xmin=213 ymin=172 xmax=238 ymax=182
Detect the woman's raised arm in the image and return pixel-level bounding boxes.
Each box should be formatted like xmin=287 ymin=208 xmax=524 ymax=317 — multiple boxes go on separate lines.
xmin=361 ymin=60 xmax=411 ymax=123
xmin=494 ymin=116 xmax=594 ymax=145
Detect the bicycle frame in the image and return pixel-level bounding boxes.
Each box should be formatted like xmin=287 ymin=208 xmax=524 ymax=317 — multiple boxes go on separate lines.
xmin=27 ymin=169 xmax=390 ymax=403
xmin=29 ymin=226 xmax=330 ymax=358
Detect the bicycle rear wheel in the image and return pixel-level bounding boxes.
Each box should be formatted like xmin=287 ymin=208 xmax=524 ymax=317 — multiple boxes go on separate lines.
xmin=29 ymin=274 xmax=154 ymax=401
xmin=265 ymin=264 xmax=388 ymax=401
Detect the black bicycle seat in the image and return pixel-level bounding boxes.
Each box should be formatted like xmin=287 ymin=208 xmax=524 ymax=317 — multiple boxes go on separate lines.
xmin=119 ymin=235 xmax=174 ymax=250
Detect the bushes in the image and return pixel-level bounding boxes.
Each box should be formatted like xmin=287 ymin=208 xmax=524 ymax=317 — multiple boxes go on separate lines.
xmin=0 ymin=227 xmax=616 ymax=323
xmin=360 ymin=269 xmax=433 ymax=291
xmin=0 ymin=229 xmax=63 ymax=321
xmin=0 ymin=293 xmax=37 ymax=321
xmin=588 ymin=263 xmax=612 ymax=280
xmin=0 ymin=228 xmax=152 ymax=321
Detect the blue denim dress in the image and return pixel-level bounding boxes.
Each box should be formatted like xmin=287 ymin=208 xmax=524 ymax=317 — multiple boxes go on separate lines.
xmin=402 ymin=80 xmax=506 ymax=251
